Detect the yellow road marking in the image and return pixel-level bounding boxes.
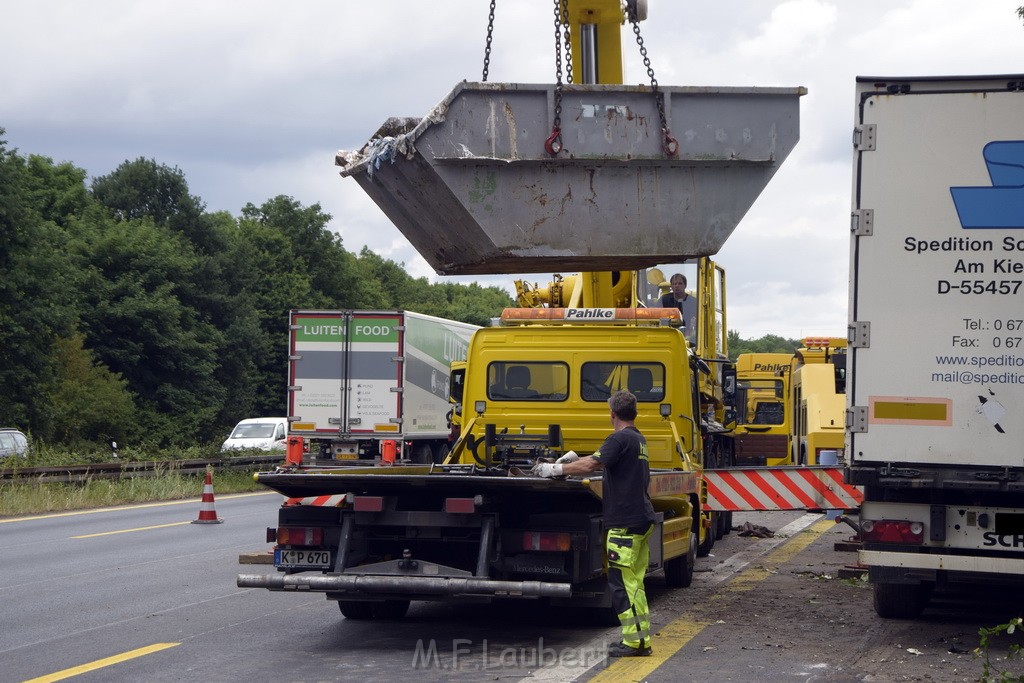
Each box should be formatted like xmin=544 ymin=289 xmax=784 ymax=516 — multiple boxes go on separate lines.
xmin=22 ymin=642 xmax=180 ymax=682
xmin=588 ymin=518 xmax=834 ymax=682
xmin=72 ymin=521 xmax=193 ymax=538
xmin=0 ymin=491 xmax=276 ymax=524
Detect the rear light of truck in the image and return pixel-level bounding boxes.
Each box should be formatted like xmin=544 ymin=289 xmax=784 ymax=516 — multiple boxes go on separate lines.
xmin=522 ymin=532 xmax=571 ymax=552
xmin=275 ymin=526 xmax=324 ymax=546
xmin=861 ymin=519 xmax=925 ymax=544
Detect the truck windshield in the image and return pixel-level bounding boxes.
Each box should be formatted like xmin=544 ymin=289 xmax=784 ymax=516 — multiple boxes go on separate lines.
xmin=735 ymin=379 xmax=785 ymax=424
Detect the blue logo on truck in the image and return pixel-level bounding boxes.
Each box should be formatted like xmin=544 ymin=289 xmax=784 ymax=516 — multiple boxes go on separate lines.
xmin=950 ymin=141 xmax=1024 ymax=229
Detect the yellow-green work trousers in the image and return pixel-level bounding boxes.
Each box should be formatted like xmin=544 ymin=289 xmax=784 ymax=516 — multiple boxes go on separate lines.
xmin=606 ymin=525 xmax=653 ymax=649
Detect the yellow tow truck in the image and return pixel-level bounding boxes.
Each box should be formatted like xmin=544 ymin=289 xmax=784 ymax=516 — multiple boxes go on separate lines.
xmin=238 ymin=1 xmax=803 ymax=619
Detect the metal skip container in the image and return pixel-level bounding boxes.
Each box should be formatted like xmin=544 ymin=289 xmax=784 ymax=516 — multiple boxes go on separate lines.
xmin=337 ymin=81 xmax=805 ymax=275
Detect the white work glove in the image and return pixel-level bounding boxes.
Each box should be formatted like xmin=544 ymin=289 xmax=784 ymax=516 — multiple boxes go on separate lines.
xmin=555 ymin=450 xmax=579 ymax=464
xmin=531 ymin=462 xmax=563 ymax=478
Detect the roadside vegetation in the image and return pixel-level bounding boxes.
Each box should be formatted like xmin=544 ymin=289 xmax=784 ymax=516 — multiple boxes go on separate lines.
xmin=0 ymin=443 xmax=269 ymax=517
xmin=0 ymin=468 xmax=264 ymax=517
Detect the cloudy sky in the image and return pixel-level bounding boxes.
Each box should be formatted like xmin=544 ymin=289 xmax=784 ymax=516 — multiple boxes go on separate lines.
xmin=3 ymin=1 xmax=1022 ymax=339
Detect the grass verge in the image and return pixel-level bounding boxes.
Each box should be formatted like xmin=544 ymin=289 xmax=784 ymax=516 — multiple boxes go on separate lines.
xmin=0 ymin=469 xmax=266 ymax=517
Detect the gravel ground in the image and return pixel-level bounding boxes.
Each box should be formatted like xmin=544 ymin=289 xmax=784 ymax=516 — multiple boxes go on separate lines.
xmin=632 ymin=513 xmax=1024 ymax=683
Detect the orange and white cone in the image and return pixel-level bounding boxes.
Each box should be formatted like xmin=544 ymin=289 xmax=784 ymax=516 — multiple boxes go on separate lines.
xmin=192 ymin=469 xmax=223 ymax=524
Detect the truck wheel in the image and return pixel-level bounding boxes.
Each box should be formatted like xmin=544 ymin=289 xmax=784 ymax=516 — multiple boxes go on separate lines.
xmin=873 ymin=582 xmax=930 ymax=619
xmin=433 ymin=443 xmax=451 ymax=464
xmin=697 ymin=515 xmax=715 ymax=557
xmin=722 ymin=511 xmax=733 ymax=535
xmin=664 ymin=531 xmax=696 ymax=588
xmin=715 ymin=511 xmax=727 ymax=540
xmin=411 ymin=443 xmax=433 ymax=464
xmin=372 ymin=600 xmax=411 ymax=619
xmin=338 ymin=600 xmax=375 ymax=620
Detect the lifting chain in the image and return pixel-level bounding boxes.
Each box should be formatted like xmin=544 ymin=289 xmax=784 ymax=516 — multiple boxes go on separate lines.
xmin=545 ymin=0 xmax=573 ymax=156
xmin=626 ymin=1 xmax=678 ymax=157
xmin=481 ymin=0 xmax=497 ymax=82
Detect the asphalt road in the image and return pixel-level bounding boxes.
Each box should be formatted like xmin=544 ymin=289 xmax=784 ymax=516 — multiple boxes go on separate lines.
xmin=3 ymin=494 xmax=1023 ymax=683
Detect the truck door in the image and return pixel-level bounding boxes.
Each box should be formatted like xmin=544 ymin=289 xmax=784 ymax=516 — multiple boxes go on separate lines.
xmin=289 ymin=311 xmax=346 ymax=439
xmin=346 ymin=313 xmax=402 ymax=436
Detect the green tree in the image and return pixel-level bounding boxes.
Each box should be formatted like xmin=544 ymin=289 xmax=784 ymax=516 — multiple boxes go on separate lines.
xmin=241 ymin=196 xmax=379 ymax=308
xmin=0 ymin=136 xmax=79 ymax=437
xmin=435 ymin=281 xmax=514 ymax=326
xmin=90 ymin=158 xmax=222 ymax=254
xmin=727 ymin=331 xmax=801 ymax=360
xmin=47 ymin=332 xmax=136 ymax=446
xmin=222 ymin=215 xmax=320 ymax=420
xmin=68 ymin=211 xmax=225 ymax=446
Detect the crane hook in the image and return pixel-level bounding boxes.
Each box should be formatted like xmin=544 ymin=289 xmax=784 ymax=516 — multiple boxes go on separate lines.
xmin=663 ymin=130 xmax=679 ymax=157
xmin=544 ymin=127 xmax=563 ymax=156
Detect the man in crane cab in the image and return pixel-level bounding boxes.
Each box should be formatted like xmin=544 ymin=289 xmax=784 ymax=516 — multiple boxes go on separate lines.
xmin=660 ymin=273 xmax=698 ymax=344
xmin=532 ymin=390 xmax=656 ymax=657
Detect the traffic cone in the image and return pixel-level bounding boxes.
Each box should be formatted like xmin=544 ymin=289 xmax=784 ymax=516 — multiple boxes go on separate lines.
xmin=192 ymin=468 xmax=223 ymax=524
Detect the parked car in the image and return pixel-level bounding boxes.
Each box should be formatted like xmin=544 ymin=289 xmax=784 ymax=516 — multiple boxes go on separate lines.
xmin=221 ymin=418 xmax=288 ymax=452
xmin=0 ymin=428 xmax=29 ymax=458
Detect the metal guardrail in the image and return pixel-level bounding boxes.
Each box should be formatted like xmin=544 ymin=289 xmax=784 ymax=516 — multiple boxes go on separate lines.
xmin=0 ymin=455 xmax=283 ymax=484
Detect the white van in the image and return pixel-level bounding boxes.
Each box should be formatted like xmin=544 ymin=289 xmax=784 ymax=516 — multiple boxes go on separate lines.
xmin=221 ymin=417 xmax=288 ymax=452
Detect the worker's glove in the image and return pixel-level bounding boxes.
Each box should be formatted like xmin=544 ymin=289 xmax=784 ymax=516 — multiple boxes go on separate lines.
xmin=531 ymin=462 xmax=563 ymax=478
xmin=555 ymin=450 xmax=579 ymax=464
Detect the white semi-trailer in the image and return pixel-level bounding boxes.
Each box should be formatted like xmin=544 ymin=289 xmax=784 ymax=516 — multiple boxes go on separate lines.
xmin=847 ymin=75 xmax=1024 ymax=618
xmin=287 ymin=310 xmax=478 ymax=464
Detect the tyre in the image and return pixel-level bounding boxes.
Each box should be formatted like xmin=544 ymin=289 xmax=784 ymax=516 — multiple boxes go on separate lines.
xmin=411 ymin=442 xmax=433 ymax=464
xmin=873 ymin=582 xmax=930 ymax=619
xmin=696 ymin=514 xmax=715 ymax=557
xmin=372 ymin=600 xmax=411 ymax=620
xmin=433 ymin=442 xmax=451 ymax=464
xmin=664 ymin=531 xmax=696 ymax=588
xmin=714 ymin=510 xmax=727 ymax=540
xmin=338 ymin=600 xmax=375 ymax=620
xmin=722 ymin=511 xmax=734 ymax=536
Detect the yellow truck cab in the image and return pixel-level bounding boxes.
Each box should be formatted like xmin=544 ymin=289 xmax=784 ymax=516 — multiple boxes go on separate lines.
xmin=452 ymin=309 xmax=701 ymax=469
xmin=790 ymin=337 xmax=847 ymax=465
xmin=729 ymin=353 xmax=794 ymax=466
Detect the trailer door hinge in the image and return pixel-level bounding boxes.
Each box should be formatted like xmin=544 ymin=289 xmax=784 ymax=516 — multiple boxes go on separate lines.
xmin=848 ymin=321 xmax=870 ymax=348
xmin=287 ymin=385 xmax=302 ymax=392
xmin=853 ymin=124 xmax=876 ymax=151
xmin=390 ymin=417 xmax=403 ymax=425
xmin=847 ymin=406 xmax=868 ymax=433
xmin=851 ymin=209 xmax=874 ymax=236
xmin=392 ymin=356 xmax=404 ymax=363
xmin=288 ymin=354 xmax=302 ymax=361
xmin=329 ymin=417 xmax=344 ymax=425
xmin=390 ymin=386 xmax=403 ymax=393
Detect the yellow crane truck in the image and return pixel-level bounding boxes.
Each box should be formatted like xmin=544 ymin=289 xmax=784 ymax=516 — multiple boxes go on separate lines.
xmin=237 ymin=1 xmax=803 ymax=619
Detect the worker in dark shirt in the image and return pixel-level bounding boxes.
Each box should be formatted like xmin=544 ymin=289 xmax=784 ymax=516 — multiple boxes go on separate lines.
xmin=532 ymin=390 xmax=656 ymax=657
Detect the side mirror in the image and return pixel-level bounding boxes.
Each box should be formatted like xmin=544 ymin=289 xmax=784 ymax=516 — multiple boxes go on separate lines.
xmin=722 ymin=365 xmax=737 ymax=405
xmin=723 ymin=407 xmax=737 ymax=429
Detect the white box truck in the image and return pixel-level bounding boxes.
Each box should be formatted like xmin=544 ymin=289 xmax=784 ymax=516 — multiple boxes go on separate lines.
xmin=287 ymin=310 xmax=478 ymax=464
xmin=847 ymin=74 xmax=1024 ymax=618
